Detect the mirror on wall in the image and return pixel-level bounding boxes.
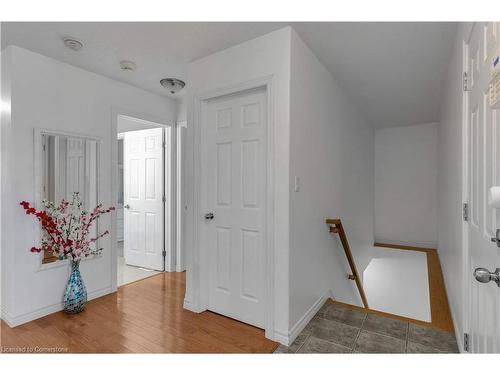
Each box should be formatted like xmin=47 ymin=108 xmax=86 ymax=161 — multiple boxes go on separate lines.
xmin=38 ymin=131 xmax=99 ymax=263
xmin=41 ymin=133 xmax=98 ymax=208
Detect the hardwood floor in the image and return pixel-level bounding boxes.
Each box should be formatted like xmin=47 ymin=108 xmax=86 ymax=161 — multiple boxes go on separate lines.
xmin=0 ymin=272 xmax=279 ymax=353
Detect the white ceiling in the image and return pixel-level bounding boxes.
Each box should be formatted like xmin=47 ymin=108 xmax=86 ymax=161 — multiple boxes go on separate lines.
xmin=2 ymin=22 xmax=457 ymax=127
xmin=293 ymin=22 xmax=458 ymax=127
xmin=1 ymin=22 xmax=286 ymax=99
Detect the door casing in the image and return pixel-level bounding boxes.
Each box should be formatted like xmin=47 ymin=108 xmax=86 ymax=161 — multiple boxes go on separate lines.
xmin=187 ymin=76 xmax=276 ymax=340
xmin=110 ymin=110 xmax=176 ymax=292
xmin=460 ymin=24 xmax=473 ymax=353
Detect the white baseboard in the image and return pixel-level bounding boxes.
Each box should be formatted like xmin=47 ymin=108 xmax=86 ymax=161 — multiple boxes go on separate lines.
xmin=275 ymin=289 xmax=333 ymax=346
xmin=1 ymin=286 xmax=113 ymax=328
xmin=183 ymin=298 xmax=204 ymax=313
xmin=441 ymin=265 xmax=464 ymax=353
xmin=451 ymin=306 xmax=464 ymax=353
xmin=273 ymin=330 xmax=290 ymax=346
xmin=165 ymin=263 xmax=176 ymax=273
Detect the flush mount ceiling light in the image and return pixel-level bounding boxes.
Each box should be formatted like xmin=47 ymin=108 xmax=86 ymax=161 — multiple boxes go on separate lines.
xmin=160 ymin=78 xmax=185 ymax=94
xmin=62 ymin=37 xmax=83 ymax=51
xmin=119 ymin=60 xmax=137 ymax=72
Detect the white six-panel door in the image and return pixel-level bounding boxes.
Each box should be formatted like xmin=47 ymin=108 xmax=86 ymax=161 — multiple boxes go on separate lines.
xmin=204 ymin=88 xmax=267 ymax=328
xmin=124 ymin=128 xmax=164 ymax=271
xmin=466 ymin=22 xmax=500 ymax=353
xmin=66 ymin=137 xmax=85 ymax=200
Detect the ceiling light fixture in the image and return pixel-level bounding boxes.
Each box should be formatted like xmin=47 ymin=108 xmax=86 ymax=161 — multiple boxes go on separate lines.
xmin=62 ymin=37 xmax=83 ymax=51
xmin=160 ymin=78 xmax=185 ymax=94
xmin=120 ymin=60 xmax=137 ymax=72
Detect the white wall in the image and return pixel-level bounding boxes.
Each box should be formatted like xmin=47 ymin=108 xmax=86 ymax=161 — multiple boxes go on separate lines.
xmin=175 ymin=97 xmax=187 ymax=123
xmin=437 ymin=23 xmax=473 ymax=351
xmin=185 ymin=27 xmax=374 ymax=344
xmin=1 ymin=44 xmax=13 ymax=319
xmin=184 ymin=27 xmax=292 ymax=342
xmin=117 ymin=115 xmax=168 ymax=133
xmin=374 ymin=123 xmax=438 ymax=248
xmin=289 ymin=30 xmax=375 ymax=332
xmin=0 ymin=46 xmax=176 ymax=326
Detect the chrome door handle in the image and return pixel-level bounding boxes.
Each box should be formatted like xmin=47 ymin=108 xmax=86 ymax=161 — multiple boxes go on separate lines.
xmin=204 ymin=212 xmax=215 ymax=220
xmin=124 ymin=204 xmax=131 ymax=209
xmin=474 ymin=267 xmax=500 ymax=287
xmin=491 ymin=229 xmax=500 ymax=247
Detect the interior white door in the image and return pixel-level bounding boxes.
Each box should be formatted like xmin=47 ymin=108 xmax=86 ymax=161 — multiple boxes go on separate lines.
xmin=204 ymin=88 xmax=267 ymax=328
xmin=124 ymin=128 xmax=164 ymax=271
xmin=466 ymin=22 xmax=500 ymax=353
xmin=66 ymin=137 xmax=85 ymax=200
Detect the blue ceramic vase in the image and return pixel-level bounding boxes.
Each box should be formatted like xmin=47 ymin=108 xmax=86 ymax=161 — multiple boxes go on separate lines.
xmin=63 ymin=260 xmax=87 ymax=314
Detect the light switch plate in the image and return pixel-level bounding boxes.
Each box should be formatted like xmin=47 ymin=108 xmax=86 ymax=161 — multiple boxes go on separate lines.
xmin=294 ymin=176 xmax=300 ymax=192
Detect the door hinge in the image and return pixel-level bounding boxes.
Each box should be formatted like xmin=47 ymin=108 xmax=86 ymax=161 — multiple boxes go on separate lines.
xmin=162 ymin=195 xmax=166 ymax=203
xmin=463 ymin=203 xmax=469 ymax=222
xmin=464 ymin=333 xmax=470 ymax=352
xmin=162 ymin=141 xmax=166 ymax=149
xmin=162 ymin=250 xmax=166 ymax=257
xmin=463 ymin=72 xmax=470 ymax=92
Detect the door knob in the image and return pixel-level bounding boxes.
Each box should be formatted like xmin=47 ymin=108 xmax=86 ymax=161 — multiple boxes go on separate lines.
xmin=204 ymin=212 xmax=215 ymax=220
xmin=491 ymin=229 xmax=500 ymax=248
xmin=124 ymin=204 xmax=131 ymax=209
xmin=474 ymin=267 xmax=500 ymax=287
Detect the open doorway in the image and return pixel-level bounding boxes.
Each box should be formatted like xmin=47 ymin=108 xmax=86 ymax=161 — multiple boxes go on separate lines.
xmin=116 ymin=115 xmax=173 ymax=286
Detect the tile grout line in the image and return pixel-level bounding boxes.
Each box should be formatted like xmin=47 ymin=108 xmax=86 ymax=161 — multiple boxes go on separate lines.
xmin=294 ymin=333 xmax=310 ymax=353
xmin=307 ymin=305 xmax=365 ymax=352
xmin=357 ymin=323 xmax=408 ymax=342
xmin=325 ymin=306 xmax=408 ymax=345
xmin=404 ymin=323 xmax=409 ymax=353
xmin=298 ymin=303 xmax=457 ymax=354
xmin=351 ymin=313 xmax=367 ymax=352
xmin=292 ymin=304 xmax=325 ymax=353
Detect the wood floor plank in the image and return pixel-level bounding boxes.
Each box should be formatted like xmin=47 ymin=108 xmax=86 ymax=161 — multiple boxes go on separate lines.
xmin=1 ymin=272 xmax=278 ymax=353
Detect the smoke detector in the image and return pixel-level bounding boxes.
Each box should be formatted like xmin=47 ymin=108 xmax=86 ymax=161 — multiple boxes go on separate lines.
xmin=62 ymin=37 xmax=83 ymax=51
xmin=160 ymin=78 xmax=185 ymax=94
xmin=120 ymin=60 xmax=137 ymax=72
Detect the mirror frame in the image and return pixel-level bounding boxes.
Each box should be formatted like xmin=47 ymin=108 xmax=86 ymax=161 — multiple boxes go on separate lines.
xmin=33 ymin=128 xmax=102 ymax=271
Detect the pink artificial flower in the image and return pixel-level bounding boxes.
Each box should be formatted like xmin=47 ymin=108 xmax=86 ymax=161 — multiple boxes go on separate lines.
xmin=20 ymin=196 xmax=113 ymax=261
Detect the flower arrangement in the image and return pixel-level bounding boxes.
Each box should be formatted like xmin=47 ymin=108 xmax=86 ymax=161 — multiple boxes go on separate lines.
xmin=20 ymin=192 xmax=115 ymax=261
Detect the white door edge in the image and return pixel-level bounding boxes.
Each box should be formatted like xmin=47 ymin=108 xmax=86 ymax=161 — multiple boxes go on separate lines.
xmin=460 ymin=24 xmax=475 ymax=351
xmin=462 ymin=22 xmax=500 ymax=353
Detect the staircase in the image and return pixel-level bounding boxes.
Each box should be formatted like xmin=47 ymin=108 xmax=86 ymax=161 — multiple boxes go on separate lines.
xmin=326 ymin=218 xmax=369 ymax=308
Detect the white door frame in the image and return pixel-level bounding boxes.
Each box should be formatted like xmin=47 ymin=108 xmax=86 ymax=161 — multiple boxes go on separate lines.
xmin=461 ymin=22 xmax=483 ymax=351
xmin=189 ymin=76 xmax=276 ymax=340
xmin=461 ymin=25 xmax=472 ymax=352
xmin=176 ymin=121 xmax=187 ymax=272
xmin=110 ymin=109 xmax=176 ymax=292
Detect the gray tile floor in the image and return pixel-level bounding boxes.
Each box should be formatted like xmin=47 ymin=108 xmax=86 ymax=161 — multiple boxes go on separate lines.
xmin=274 ymin=303 xmax=459 ymax=354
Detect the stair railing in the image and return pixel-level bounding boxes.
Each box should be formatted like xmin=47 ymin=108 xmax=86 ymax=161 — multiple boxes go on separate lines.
xmin=326 ymin=218 xmax=369 ymax=308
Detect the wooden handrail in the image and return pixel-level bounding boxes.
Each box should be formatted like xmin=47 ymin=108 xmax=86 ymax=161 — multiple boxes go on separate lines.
xmin=326 ymin=218 xmax=369 ymax=308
